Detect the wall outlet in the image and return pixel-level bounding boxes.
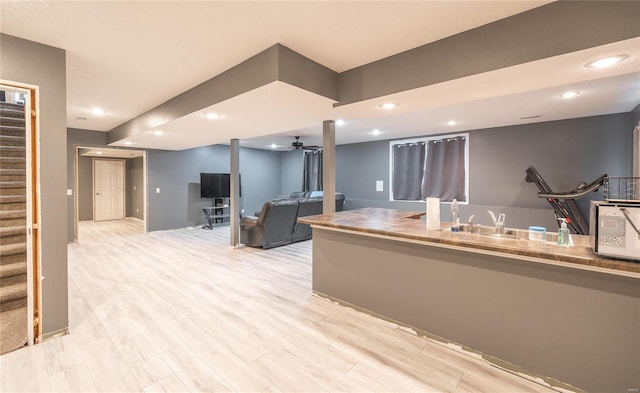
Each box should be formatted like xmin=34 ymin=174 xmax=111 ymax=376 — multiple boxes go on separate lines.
xmin=241 ymin=209 xmax=245 ymax=214
xmin=133 ymin=185 xmax=136 ymax=191
xmin=66 ymin=189 xmax=73 ymax=196
xmin=136 ymin=209 xmax=139 ymax=213
xmin=376 ymin=180 xmax=384 ymax=192
xmin=155 ymin=188 xmax=160 ymax=193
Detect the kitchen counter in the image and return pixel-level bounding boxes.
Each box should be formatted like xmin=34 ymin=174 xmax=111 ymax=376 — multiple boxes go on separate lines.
xmin=300 ymin=207 xmax=640 ymax=392
xmin=298 ymin=207 xmax=640 ymax=277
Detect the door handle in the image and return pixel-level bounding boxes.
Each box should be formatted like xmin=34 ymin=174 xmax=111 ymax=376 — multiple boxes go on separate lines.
xmin=96 ymin=192 xmax=101 ymax=196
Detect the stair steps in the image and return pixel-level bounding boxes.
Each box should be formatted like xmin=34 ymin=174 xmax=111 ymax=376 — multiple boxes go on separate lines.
xmin=0 ymin=146 xmax=26 ymax=158
xmin=0 ymin=157 xmax=26 ymax=169
xmin=0 ymin=99 xmax=28 ymax=354
xmin=0 ymin=283 xmax=28 ymax=308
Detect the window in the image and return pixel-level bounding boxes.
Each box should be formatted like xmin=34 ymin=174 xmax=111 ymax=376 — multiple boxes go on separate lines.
xmin=389 ymin=133 xmax=469 ymax=202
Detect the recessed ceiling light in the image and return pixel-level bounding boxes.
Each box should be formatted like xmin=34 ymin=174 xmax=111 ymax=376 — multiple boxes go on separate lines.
xmin=152 ymin=130 xmax=163 ymax=136
xmin=380 ymin=103 xmax=396 ymax=110
xmin=447 ymin=120 xmax=457 ymax=126
xmin=270 ymin=143 xmax=277 ymax=149
xmin=560 ymin=91 xmax=580 ymax=99
xmin=371 ymin=129 xmax=381 ymax=136
xmin=96 ymin=151 xmax=103 ymax=155
xmin=124 ymin=141 xmax=132 ymax=145
xmin=204 ymin=112 xmax=222 ymax=120
xmin=585 ymin=55 xmax=628 ymax=69
xmin=91 ymin=107 xmax=105 ymax=115
xmin=335 ymin=119 xmax=346 ymax=126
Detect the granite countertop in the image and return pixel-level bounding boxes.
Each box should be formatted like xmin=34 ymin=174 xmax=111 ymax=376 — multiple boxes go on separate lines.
xmin=298 ymin=207 xmax=640 ymax=276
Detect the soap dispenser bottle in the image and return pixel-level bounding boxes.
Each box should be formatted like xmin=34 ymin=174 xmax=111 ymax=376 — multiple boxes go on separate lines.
xmin=451 ymin=199 xmax=460 ymax=232
xmin=557 ymin=218 xmax=569 ymax=245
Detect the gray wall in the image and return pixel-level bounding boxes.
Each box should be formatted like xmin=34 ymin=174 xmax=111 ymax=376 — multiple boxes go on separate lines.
xmin=147 ymin=145 xmax=281 ymax=231
xmin=126 ymin=157 xmax=144 ymax=219
xmin=280 ymin=149 xmax=304 ymax=196
xmin=1 ymin=34 xmax=68 ymax=334
xmin=77 ymin=156 xmax=93 ymax=221
xmin=66 ymin=128 xmax=107 ymax=241
xmin=334 ymin=113 xmax=634 ymax=230
xmin=68 ymin=129 xmax=283 ymax=235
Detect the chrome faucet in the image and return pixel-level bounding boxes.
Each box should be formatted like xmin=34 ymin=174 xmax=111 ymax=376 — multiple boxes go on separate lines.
xmin=468 ymin=214 xmax=476 ymax=233
xmin=488 ymin=210 xmax=505 ymax=234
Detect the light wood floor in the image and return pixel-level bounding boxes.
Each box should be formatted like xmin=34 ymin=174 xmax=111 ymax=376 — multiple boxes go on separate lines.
xmin=0 ymin=223 xmax=560 ymax=392
xmin=78 ymin=217 xmax=145 ymax=243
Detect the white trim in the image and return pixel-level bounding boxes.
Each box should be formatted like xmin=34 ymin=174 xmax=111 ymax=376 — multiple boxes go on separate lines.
xmin=388 ymin=132 xmax=470 ymax=204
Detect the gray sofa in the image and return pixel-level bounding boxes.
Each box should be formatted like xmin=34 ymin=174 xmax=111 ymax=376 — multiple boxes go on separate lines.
xmin=240 ymin=193 xmax=345 ymax=249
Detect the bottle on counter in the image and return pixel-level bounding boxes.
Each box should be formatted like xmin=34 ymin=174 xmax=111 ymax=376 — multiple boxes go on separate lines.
xmin=451 ymin=199 xmax=460 ymax=232
xmin=557 ymin=218 xmax=569 ymax=245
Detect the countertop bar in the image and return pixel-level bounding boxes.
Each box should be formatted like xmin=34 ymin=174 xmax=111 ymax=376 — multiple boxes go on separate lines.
xmin=299 ymin=207 xmax=640 ymax=276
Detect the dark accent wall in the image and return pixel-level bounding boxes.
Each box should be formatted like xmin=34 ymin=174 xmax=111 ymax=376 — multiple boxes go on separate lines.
xmin=146 ymin=145 xmax=281 ymax=231
xmin=1 ymin=34 xmax=68 ymax=334
xmin=126 ymin=157 xmax=144 ymax=219
xmin=334 ymin=113 xmax=633 ymax=230
xmin=280 ymin=150 xmax=304 ymax=196
xmin=632 ymin=103 xmax=640 ymax=127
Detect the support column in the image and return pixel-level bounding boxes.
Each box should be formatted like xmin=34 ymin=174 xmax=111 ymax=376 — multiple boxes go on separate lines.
xmin=230 ymin=139 xmax=240 ymax=247
xmin=322 ymin=120 xmax=336 ymax=214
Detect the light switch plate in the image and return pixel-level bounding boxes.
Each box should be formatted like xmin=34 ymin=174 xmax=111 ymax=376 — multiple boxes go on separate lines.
xmin=155 ymin=188 xmax=160 ymax=193
xmin=376 ymin=180 xmax=384 ymax=192
xmin=66 ymin=189 xmax=73 ymax=196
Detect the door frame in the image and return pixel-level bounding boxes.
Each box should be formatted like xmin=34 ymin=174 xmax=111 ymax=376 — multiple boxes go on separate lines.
xmin=1 ymin=80 xmax=42 ymax=344
xmin=74 ymin=146 xmax=148 ymax=241
xmin=92 ymin=158 xmax=126 ymax=222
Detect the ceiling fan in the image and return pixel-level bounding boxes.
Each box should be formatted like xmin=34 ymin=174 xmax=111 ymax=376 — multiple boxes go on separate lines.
xmin=290 ymin=136 xmax=321 ymax=150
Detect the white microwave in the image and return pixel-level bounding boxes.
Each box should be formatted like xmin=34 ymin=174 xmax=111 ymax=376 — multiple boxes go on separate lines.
xmin=590 ymin=202 xmax=640 ymax=262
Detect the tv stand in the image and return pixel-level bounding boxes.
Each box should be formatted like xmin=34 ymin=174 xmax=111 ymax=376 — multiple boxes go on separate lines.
xmin=202 ymin=197 xmax=230 ymax=229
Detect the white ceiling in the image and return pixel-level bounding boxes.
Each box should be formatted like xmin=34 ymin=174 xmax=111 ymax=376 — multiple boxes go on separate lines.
xmin=1 ymin=0 xmax=639 ymax=152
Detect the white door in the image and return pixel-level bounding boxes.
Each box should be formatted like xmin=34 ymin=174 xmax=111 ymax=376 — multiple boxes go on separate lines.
xmin=94 ymin=159 xmax=125 ymax=221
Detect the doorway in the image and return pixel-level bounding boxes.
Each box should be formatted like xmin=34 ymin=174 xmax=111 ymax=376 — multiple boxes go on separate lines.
xmin=93 ymin=159 xmax=125 ymax=221
xmin=0 ymin=82 xmax=41 ymax=353
xmin=75 ymin=147 xmax=147 ymax=243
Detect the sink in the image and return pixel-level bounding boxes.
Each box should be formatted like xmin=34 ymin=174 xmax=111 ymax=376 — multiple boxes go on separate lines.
xmin=457 ymin=223 xmax=559 ymax=242
xmin=457 ymin=224 xmax=521 ymax=240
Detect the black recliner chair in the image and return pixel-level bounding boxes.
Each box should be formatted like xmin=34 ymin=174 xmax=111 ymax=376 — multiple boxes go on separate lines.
xmin=240 ymin=199 xmax=299 ymax=249
xmin=291 ymin=197 xmax=323 ymax=242
xmin=291 ymin=193 xmax=346 ymax=242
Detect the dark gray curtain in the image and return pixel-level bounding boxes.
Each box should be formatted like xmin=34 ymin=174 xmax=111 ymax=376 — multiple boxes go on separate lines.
xmin=422 ymin=136 xmax=466 ymax=202
xmin=303 ymin=150 xmax=322 ymax=192
xmin=392 ymin=142 xmax=425 ymax=200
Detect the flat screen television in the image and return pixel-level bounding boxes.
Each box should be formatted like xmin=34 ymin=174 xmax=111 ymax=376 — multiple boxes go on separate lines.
xmin=200 ymin=173 xmax=241 ymax=198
